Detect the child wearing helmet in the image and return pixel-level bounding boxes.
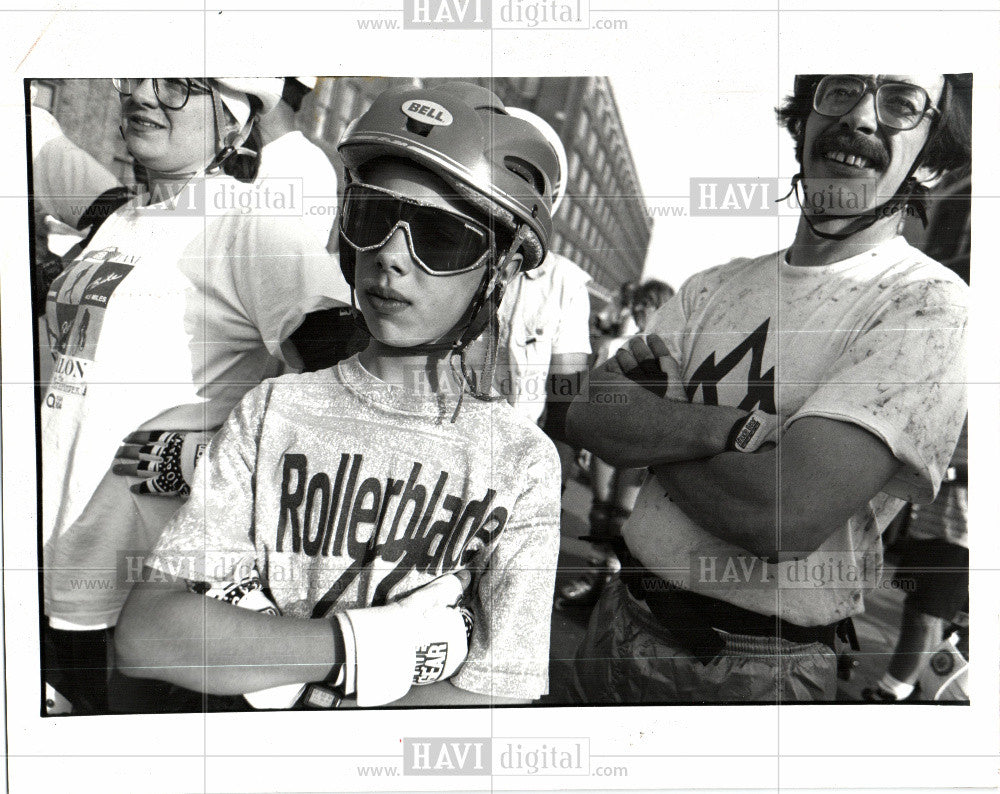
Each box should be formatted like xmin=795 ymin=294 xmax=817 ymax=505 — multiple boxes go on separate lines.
xmin=115 ymin=82 xmax=562 ymax=708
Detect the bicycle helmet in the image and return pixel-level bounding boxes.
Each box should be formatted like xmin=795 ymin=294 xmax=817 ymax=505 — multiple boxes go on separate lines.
xmin=337 ymin=81 xmax=558 ymax=285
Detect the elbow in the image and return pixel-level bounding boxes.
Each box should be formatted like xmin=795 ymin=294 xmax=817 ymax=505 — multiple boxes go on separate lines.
xmin=741 ymin=515 xmax=829 ymax=563
xmin=564 ymin=396 xmax=588 ymax=449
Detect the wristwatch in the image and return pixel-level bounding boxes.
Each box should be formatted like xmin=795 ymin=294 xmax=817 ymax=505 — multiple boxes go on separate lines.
xmin=725 ymin=410 xmax=771 ymax=453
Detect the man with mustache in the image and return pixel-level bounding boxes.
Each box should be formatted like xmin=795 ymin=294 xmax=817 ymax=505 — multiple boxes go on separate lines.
xmin=567 ymin=74 xmax=971 ymax=702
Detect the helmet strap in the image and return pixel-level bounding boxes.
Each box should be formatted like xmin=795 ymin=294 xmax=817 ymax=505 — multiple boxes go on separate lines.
xmin=204 ymin=84 xmax=257 ymax=175
xmin=782 ymin=154 xmax=929 ymax=243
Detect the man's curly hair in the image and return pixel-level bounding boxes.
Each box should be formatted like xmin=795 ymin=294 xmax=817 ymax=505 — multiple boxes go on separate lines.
xmin=775 ymin=74 xmax=972 ymax=182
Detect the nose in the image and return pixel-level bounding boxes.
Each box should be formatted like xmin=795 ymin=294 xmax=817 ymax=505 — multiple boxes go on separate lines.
xmin=128 ymin=78 xmax=158 ymax=107
xmin=838 ymin=90 xmax=879 ymax=135
xmin=373 ymin=225 xmax=415 ymax=275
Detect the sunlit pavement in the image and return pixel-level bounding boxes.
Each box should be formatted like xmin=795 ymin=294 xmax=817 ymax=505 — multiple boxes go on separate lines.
xmin=542 ymin=474 xmax=907 ymax=705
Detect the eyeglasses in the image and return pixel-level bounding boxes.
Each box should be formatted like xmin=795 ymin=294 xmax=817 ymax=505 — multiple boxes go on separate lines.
xmin=339 ymin=183 xmax=496 ymax=275
xmin=112 ymin=78 xmax=212 ymax=110
xmin=813 ymin=75 xmax=939 ymax=131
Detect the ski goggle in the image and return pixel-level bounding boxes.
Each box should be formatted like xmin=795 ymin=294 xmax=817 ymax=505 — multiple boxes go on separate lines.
xmin=339 ymin=182 xmax=497 ymax=275
xmin=813 ymin=75 xmax=939 ymax=131
xmin=112 ymin=78 xmax=213 ymax=110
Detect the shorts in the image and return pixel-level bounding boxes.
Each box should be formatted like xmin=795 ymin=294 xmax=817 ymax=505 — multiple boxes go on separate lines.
xmin=897 ymin=537 xmax=969 ymax=621
xmin=573 ymin=578 xmax=838 ymax=704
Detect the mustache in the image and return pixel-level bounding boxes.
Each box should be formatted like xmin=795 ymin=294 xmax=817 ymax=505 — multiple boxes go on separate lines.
xmin=812 ymin=130 xmax=888 ymax=170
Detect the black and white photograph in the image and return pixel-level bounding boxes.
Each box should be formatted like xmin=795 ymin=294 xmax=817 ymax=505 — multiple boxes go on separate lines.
xmin=2 ymin=4 xmax=998 ymax=794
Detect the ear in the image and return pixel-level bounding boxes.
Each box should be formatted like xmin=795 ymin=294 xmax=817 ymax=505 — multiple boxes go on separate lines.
xmin=913 ymin=163 xmax=943 ymax=187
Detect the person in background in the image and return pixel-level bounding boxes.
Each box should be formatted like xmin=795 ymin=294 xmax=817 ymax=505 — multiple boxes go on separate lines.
xmin=557 ymin=279 xmax=674 ymax=610
xmin=41 ymin=77 xmax=350 ymax=714
xmin=29 ymin=99 xmax=124 ymax=317
xmin=862 ymin=423 xmax=968 ymax=702
xmin=257 ymin=77 xmax=341 ymax=249
xmin=493 ymin=108 xmax=592 ymax=484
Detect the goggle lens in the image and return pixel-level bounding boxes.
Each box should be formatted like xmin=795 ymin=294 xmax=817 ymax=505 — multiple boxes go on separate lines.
xmin=340 ymin=183 xmax=494 ymax=274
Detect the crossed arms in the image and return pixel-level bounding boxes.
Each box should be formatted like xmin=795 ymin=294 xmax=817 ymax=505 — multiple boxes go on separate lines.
xmin=565 ymin=336 xmax=899 ymax=561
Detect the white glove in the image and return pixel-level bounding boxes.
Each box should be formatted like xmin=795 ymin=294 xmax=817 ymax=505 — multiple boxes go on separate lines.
xmin=113 ymin=430 xmax=211 ymax=497
xmin=340 ymin=571 xmax=474 ymax=707
xmin=191 ymin=569 xmax=306 ymax=710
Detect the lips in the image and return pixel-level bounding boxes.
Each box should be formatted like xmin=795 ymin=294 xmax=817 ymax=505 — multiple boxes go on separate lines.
xmin=364 ymin=284 xmax=411 ymax=314
xmin=823 ymin=150 xmax=874 ymax=169
xmin=126 ymin=112 xmax=166 ymax=132
xmin=813 ymin=132 xmax=886 ymax=173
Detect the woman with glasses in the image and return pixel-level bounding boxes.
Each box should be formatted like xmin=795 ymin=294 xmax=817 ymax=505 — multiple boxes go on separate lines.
xmin=39 ymin=77 xmax=350 ymax=713
xmin=116 ymin=82 xmax=562 ymax=709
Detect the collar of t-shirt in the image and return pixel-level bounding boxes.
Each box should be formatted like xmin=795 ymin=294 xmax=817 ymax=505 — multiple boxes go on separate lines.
xmin=781 ymin=234 xmax=909 ymax=275
xmin=338 ymin=354 xmax=486 ymax=421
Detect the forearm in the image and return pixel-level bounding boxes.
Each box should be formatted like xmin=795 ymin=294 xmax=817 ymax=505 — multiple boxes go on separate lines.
xmin=566 ymin=375 xmax=744 ymax=467
xmin=653 ymin=418 xmax=901 ymax=561
xmin=651 ymin=453 xmax=782 ymax=559
xmin=115 ymin=582 xmax=339 ymax=696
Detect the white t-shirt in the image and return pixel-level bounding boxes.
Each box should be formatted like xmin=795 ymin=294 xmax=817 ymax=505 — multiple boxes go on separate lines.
xmin=148 ymin=356 xmax=562 ymax=700
xmin=42 ymin=175 xmax=352 ymax=629
xmin=623 ymin=236 xmax=968 ymax=626
xmin=495 ymin=252 xmax=592 ymax=423
xmin=257 ymin=131 xmax=339 ymax=249
xmin=31 ymin=105 xmax=121 ymax=228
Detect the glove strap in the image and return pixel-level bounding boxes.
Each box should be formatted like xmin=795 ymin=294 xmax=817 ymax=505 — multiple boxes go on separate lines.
xmin=335 ymin=612 xmax=356 ymax=696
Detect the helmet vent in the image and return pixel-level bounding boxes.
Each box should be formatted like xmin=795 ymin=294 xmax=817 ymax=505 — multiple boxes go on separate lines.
xmin=503 ymin=156 xmax=545 ymax=195
xmin=405 ymin=117 xmax=434 ymax=137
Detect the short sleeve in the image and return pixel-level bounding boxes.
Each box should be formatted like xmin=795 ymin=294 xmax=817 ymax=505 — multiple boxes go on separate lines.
xmin=31 ymin=109 xmax=121 ymax=227
xmin=231 ymin=214 xmax=352 ymax=366
xmin=791 ymin=277 xmax=968 ymax=504
xmin=551 ymin=273 xmax=593 ymax=357
xmin=450 ymin=440 xmax=561 ymax=700
xmin=146 ymin=384 xmax=269 ymax=583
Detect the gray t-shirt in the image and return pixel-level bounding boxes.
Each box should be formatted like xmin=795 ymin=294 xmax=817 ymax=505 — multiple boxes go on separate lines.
xmin=149 ymin=355 xmax=562 ymax=700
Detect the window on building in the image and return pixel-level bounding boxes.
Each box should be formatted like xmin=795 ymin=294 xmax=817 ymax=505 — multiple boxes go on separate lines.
xmin=595 ymin=147 xmax=606 ymax=173
xmin=568 ymin=149 xmax=581 ymax=181
xmin=515 ymin=77 xmax=541 ymax=99
xmin=576 ymin=111 xmax=590 ymax=144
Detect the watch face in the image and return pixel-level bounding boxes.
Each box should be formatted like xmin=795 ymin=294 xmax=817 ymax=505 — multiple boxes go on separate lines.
xmin=304 ymin=684 xmax=341 ymax=709
xmin=734 ymin=414 xmax=764 ymax=452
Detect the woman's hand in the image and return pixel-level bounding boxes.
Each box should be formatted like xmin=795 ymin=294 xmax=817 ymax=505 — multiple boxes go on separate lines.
xmin=112 ymin=430 xmax=211 ymax=496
